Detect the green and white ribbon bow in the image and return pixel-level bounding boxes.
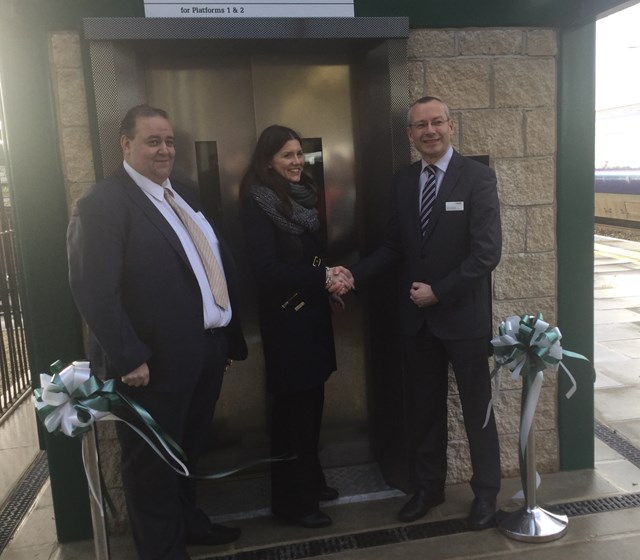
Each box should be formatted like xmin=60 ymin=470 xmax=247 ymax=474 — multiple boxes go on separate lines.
xmin=34 ymin=360 xmax=192 ymax=474
xmin=34 ymin=359 xmax=288 ymax=546
xmin=34 ymin=360 xmax=117 ymax=437
xmin=487 ymin=314 xmax=592 ymax=495
xmin=34 ymin=360 xmax=285 ymax=479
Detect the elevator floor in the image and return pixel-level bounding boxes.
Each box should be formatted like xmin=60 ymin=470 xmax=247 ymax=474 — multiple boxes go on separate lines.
xmin=200 ymin=462 xmax=403 ymax=523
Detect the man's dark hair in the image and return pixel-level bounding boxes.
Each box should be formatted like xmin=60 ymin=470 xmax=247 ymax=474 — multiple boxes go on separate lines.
xmin=119 ymin=104 xmax=170 ymax=138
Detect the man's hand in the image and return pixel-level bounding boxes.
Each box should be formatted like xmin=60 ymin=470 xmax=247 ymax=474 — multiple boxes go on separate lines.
xmin=410 ymin=282 xmax=439 ymax=308
xmin=329 ymin=292 xmax=346 ymax=312
xmin=327 ymin=266 xmax=355 ymax=295
xmin=121 ymin=363 xmax=150 ymax=387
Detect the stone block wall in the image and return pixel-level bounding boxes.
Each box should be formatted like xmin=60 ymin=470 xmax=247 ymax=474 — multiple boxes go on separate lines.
xmin=51 ymin=25 xmax=559 ymax=526
xmin=408 ymin=27 xmax=558 ymax=482
xmin=49 ymin=32 xmax=96 ymax=209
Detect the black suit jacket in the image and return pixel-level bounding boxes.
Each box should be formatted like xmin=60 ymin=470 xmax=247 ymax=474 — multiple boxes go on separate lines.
xmin=352 ymin=150 xmax=501 ymax=340
xmin=67 ymin=165 xmax=247 ymax=393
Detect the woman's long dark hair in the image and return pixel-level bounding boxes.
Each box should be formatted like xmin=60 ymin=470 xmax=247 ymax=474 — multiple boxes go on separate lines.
xmin=239 ymin=125 xmax=315 ymax=215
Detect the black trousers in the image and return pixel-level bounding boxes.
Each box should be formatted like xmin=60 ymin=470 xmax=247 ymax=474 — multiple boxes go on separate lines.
xmin=402 ymin=324 xmax=501 ymax=499
xmin=116 ymin=331 xmax=228 ymax=560
xmin=270 ymin=384 xmax=327 ymax=518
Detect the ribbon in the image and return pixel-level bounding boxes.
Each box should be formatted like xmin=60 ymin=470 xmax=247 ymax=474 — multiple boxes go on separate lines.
xmin=34 ymin=360 xmax=289 ymax=478
xmin=34 ymin=361 xmax=118 ymax=437
xmin=487 ymin=314 xmax=593 ymax=493
xmin=35 ymin=360 xmax=289 ymax=560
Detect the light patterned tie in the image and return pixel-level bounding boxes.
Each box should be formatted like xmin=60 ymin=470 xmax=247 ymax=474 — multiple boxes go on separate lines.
xmin=164 ymin=189 xmax=230 ymax=310
xmin=419 ymin=164 xmax=437 ymax=235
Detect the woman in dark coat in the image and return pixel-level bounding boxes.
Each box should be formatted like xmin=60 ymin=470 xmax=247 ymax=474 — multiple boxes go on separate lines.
xmin=240 ymin=125 xmax=350 ymax=528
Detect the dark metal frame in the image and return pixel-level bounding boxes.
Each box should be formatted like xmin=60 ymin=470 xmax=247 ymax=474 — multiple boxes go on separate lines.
xmin=0 ymin=203 xmax=30 ymax=416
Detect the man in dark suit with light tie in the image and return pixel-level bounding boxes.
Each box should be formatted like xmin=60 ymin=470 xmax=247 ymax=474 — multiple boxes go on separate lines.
xmin=67 ymin=104 xmax=247 ymax=559
xmin=346 ymin=96 xmax=502 ymax=529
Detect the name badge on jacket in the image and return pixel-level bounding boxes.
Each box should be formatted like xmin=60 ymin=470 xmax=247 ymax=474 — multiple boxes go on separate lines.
xmin=446 ymin=201 xmax=464 ymax=211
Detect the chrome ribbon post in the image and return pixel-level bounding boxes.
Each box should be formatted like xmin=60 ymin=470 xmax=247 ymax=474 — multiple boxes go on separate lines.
xmin=490 ymin=314 xmax=592 ymax=542
xmin=82 ymin=426 xmax=110 ymax=560
xmin=498 ymin=369 xmax=568 ymax=542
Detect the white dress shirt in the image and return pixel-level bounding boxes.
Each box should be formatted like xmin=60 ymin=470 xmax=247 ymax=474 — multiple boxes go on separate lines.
xmin=420 ymin=146 xmax=454 ymax=198
xmin=123 ymin=161 xmax=231 ymax=328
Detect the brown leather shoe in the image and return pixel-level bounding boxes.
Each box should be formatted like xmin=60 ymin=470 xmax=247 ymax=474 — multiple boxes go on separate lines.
xmin=398 ymin=488 xmax=445 ymax=522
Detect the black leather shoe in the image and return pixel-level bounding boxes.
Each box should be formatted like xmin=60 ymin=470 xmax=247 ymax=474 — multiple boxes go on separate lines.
xmin=320 ymin=486 xmax=339 ymax=501
xmin=467 ymin=497 xmax=497 ymax=530
xmin=398 ymin=488 xmax=445 ymax=522
xmin=184 ymin=524 xmax=241 ymax=546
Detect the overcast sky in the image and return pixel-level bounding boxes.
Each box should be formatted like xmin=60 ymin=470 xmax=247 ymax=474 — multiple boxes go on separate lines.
xmin=595 ymin=2 xmax=640 ymax=167
xmin=596 ymin=1 xmax=640 ymax=111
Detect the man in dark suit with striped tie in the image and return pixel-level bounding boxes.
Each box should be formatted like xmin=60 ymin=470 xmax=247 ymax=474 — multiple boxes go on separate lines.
xmin=347 ymin=96 xmax=502 ymax=530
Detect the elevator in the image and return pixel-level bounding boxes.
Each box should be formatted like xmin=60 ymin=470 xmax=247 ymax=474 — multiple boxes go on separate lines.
xmin=146 ymin=49 xmax=368 ymax=461
xmin=85 ymin=16 xmax=414 ymax=493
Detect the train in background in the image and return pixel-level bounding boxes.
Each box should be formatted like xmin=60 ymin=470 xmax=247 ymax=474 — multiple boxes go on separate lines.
xmin=595 ymin=169 xmax=640 ymax=227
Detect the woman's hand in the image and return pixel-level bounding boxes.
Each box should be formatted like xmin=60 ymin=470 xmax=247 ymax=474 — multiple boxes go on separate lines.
xmin=325 ymin=266 xmax=355 ymax=295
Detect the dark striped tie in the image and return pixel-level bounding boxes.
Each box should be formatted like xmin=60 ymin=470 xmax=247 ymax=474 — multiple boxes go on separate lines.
xmin=420 ymin=164 xmax=437 ymax=235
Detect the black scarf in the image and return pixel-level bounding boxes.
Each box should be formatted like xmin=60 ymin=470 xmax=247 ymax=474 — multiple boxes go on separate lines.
xmin=250 ymin=183 xmax=320 ymax=234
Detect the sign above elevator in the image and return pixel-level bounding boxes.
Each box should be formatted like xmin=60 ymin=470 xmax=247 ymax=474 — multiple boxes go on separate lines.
xmin=144 ymin=0 xmax=354 ymax=18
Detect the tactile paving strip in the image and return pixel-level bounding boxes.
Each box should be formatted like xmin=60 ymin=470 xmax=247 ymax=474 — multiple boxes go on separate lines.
xmin=0 ymin=451 xmax=49 ymax=555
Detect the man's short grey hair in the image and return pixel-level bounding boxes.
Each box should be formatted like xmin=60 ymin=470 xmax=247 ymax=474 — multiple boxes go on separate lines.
xmin=407 ymin=96 xmax=451 ymax=126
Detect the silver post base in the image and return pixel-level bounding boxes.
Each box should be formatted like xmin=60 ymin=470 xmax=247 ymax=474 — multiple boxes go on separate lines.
xmin=498 ymin=506 xmax=568 ymax=543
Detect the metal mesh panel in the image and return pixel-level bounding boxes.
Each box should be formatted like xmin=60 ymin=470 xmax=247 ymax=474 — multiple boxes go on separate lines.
xmin=88 ymin=42 xmax=146 ymax=177
xmin=388 ymin=38 xmax=411 ymax=169
xmin=84 ymin=16 xmax=408 ymax=41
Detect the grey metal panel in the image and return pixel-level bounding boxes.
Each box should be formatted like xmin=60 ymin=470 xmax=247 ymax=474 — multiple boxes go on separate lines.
xmin=388 ymin=39 xmax=411 ymax=171
xmin=352 ymin=37 xmax=412 ymax=490
xmin=83 ymin=16 xmax=409 ymax=40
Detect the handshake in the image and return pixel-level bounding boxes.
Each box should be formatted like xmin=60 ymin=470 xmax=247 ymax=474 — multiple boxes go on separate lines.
xmin=325 ymin=266 xmax=355 ymax=296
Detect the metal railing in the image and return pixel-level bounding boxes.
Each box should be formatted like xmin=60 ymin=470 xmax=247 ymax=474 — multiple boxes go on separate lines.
xmin=0 ymin=204 xmax=30 ymax=416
